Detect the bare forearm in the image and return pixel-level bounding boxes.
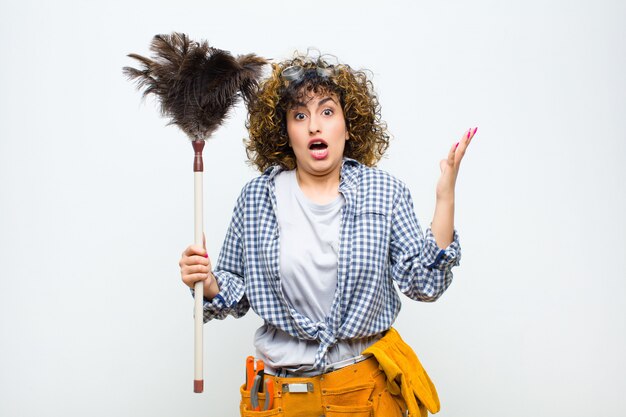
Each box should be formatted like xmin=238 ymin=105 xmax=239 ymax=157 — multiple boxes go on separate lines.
xmin=431 ymin=195 xmax=455 ymax=249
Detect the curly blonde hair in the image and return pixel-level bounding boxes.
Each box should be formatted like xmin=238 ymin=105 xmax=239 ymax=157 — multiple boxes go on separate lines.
xmin=245 ymin=54 xmax=390 ymax=172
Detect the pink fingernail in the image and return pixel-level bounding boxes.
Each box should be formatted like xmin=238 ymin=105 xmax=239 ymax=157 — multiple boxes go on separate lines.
xmin=204 ymin=253 xmax=208 ymax=258
xmin=466 ymin=129 xmax=471 ymax=139
xmin=473 ymin=127 xmax=478 ymax=135
xmin=455 ymin=142 xmax=460 ymax=149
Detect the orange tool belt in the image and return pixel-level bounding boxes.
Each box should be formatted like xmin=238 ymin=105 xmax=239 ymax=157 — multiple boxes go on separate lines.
xmin=239 ymin=328 xmax=439 ymax=417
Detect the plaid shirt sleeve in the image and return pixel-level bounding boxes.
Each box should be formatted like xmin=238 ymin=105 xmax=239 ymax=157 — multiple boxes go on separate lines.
xmin=389 ymin=183 xmax=461 ymax=302
xmin=201 ymin=186 xmax=250 ymax=321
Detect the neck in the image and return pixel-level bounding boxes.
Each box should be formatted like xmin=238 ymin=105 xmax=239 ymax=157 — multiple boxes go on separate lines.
xmin=295 ymin=165 xmax=341 ymax=205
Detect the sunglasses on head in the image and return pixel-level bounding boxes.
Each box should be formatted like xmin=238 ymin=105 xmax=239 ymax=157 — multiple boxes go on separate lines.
xmin=281 ymin=65 xmax=335 ymax=83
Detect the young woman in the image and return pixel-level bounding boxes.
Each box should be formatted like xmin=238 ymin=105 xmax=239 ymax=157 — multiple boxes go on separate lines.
xmin=179 ymin=54 xmax=476 ymax=417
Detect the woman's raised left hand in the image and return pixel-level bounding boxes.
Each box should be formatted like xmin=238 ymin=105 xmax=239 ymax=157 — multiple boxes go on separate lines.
xmin=436 ymin=127 xmax=477 ymax=201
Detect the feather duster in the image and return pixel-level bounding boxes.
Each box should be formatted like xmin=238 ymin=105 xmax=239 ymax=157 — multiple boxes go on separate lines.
xmin=123 ymin=32 xmax=267 ymax=140
xmin=122 ymin=33 xmax=267 ymax=393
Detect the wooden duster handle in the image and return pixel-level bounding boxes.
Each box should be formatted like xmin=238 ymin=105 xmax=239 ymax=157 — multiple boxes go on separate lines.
xmin=192 ymin=139 xmax=205 ymax=393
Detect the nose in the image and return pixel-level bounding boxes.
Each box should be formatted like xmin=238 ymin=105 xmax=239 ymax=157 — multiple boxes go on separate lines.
xmin=308 ymin=114 xmax=321 ymax=135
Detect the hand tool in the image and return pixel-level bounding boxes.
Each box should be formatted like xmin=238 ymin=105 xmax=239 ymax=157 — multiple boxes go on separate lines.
xmin=251 ymin=374 xmax=274 ymax=411
xmin=245 ymin=356 xmax=255 ymax=390
xmin=255 ymin=360 xmax=264 ymax=393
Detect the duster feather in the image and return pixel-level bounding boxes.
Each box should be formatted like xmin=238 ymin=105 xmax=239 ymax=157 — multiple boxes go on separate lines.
xmin=123 ymin=33 xmax=267 ymax=140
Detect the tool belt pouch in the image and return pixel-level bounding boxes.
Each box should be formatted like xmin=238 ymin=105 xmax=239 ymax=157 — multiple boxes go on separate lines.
xmin=240 ymin=376 xmax=377 ymax=417
xmin=240 ymin=382 xmax=281 ymax=416
xmin=239 ymin=360 xmax=380 ymax=417
xmin=363 ymin=327 xmax=441 ymax=416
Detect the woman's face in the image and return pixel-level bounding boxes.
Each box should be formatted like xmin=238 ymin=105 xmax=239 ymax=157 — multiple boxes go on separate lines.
xmin=286 ymin=91 xmax=348 ymax=179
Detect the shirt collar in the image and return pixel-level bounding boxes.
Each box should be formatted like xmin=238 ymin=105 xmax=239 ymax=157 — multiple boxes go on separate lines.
xmin=339 ymin=158 xmax=360 ymax=192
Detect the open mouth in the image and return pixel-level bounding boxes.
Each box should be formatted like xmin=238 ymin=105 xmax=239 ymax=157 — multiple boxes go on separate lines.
xmin=309 ymin=141 xmax=328 ymax=151
xmin=308 ymin=140 xmax=329 ymax=160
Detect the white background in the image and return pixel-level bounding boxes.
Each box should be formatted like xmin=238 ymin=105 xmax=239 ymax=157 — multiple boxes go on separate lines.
xmin=1 ymin=0 xmax=625 ymax=416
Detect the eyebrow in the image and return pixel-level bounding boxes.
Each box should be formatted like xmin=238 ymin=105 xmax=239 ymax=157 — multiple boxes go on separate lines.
xmin=290 ymin=97 xmax=338 ymax=110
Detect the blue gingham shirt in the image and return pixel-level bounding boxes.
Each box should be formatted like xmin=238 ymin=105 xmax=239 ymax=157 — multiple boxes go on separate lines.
xmin=203 ymin=158 xmax=461 ymax=368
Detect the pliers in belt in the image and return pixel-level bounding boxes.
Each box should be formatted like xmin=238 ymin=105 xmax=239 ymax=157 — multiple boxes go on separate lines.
xmin=246 ymin=356 xmax=274 ymax=411
xmin=250 ymin=373 xmax=274 ymax=411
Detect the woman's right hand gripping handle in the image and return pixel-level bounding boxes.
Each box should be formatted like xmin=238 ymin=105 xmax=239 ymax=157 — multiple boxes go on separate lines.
xmin=179 ymin=243 xmax=220 ymax=300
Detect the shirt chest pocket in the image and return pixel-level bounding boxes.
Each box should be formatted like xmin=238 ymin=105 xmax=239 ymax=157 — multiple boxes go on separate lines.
xmin=351 ymin=210 xmax=391 ymax=273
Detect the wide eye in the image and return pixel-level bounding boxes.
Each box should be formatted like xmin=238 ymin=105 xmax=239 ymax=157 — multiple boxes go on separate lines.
xmin=322 ymin=108 xmax=333 ymax=116
xmin=294 ymin=112 xmax=306 ymax=121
